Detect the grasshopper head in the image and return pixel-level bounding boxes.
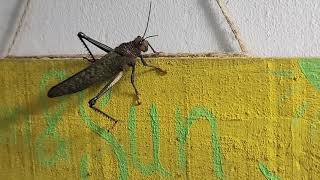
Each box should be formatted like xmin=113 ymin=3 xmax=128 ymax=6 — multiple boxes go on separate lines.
xmin=136 ymin=2 xmax=159 ymax=53
xmin=134 ymin=36 xmax=149 ymax=52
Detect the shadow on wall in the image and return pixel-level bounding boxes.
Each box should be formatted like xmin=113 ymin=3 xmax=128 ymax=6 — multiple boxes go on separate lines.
xmin=0 ymin=1 xmax=27 ymax=57
xmin=197 ymin=0 xmax=236 ymax=52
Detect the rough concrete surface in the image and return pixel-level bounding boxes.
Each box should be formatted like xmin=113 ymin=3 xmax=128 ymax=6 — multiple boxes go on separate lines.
xmin=0 ymin=0 xmax=319 ymax=57
xmin=0 ymin=57 xmax=319 ymax=179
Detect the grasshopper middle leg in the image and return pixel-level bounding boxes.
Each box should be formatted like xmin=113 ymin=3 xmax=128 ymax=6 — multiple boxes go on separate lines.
xmin=130 ymin=64 xmax=141 ymax=105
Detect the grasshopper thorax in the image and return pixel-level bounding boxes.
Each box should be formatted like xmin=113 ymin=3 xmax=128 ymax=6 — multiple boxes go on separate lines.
xmin=114 ymin=36 xmax=150 ymax=58
xmin=133 ymin=36 xmax=149 ymax=52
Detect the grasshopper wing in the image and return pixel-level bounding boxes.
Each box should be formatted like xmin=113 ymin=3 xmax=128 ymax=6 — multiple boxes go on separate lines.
xmin=48 ymin=52 xmax=127 ymax=97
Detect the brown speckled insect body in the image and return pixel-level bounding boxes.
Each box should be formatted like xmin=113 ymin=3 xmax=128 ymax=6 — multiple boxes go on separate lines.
xmin=47 ymin=3 xmax=165 ymax=127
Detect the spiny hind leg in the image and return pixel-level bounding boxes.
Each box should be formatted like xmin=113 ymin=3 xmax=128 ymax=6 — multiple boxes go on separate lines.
xmin=88 ymin=71 xmax=123 ymax=130
xmin=83 ymin=56 xmax=95 ymax=63
xmin=77 ymin=32 xmax=114 ymax=63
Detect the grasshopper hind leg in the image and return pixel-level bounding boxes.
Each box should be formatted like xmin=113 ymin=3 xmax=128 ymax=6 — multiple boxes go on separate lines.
xmin=89 ymin=101 xmax=118 ymax=130
xmin=77 ymin=32 xmax=114 ymax=63
xmin=88 ymin=71 xmax=123 ymax=130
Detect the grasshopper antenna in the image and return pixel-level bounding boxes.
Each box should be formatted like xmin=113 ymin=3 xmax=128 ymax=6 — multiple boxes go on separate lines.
xmin=144 ymin=34 xmax=158 ymax=40
xmin=142 ymin=2 xmax=152 ymax=38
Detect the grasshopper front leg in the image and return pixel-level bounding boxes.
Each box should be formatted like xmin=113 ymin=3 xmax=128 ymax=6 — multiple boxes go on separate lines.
xmin=139 ymin=55 xmax=166 ymax=73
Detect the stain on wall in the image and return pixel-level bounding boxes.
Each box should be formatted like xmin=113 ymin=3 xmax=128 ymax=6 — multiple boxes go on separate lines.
xmin=0 ymin=57 xmax=319 ymax=179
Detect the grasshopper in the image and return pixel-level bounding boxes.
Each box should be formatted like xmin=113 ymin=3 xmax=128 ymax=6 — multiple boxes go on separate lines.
xmin=47 ymin=3 xmax=166 ymax=127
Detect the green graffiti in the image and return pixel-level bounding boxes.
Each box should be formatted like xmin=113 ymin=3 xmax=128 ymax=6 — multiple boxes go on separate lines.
xmin=80 ymin=153 xmax=90 ymax=180
xmin=12 ymin=125 xmax=17 ymax=144
xmin=36 ymin=70 xmax=68 ymax=166
xmin=291 ymin=101 xmax=309 ymax=126
xmin=128 ymin=104 xmax=170 ymax=177
xmin=279 ymin=87 xmax=293 ymax=103
xmin=176 ymin=107 xmax=224 ymax=179
xmin=78 ymin=91 xmax=128 ymax=180
xmin=22 ymin=110 xmax=32 ymax=144
xmin=310 ymin=108 xmax=320 ymax=143
xmin=0 ymin=107 xmax=20 ymax=144
xmin=0 ymin=132 xmax=3 ymax=144
xmin=258 ymin=162 xmax=281 ymax=180
xmin=270 ymin=70 xmax=295 ymax=78
xmin=101 ymin=90 xmax=112 ymax=109
xmin=0 ymin=106 xmax=30 ymax=144
xmin=299 ymin=58 xmax=320 ymax=91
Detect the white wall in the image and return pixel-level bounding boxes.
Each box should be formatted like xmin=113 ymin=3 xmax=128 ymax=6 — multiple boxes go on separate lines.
xmin=1 ymin=0 xmax=320 ymax=57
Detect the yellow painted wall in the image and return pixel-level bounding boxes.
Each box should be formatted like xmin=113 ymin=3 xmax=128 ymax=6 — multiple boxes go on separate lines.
xmin=0 ymin=57 xmax=319 ymax=179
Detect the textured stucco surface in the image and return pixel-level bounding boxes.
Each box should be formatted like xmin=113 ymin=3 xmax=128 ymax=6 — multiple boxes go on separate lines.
xmin=0 ymin=0 xmax=320 ymax=57
xmin=0 ymin=57 xmax=320 ymax=179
